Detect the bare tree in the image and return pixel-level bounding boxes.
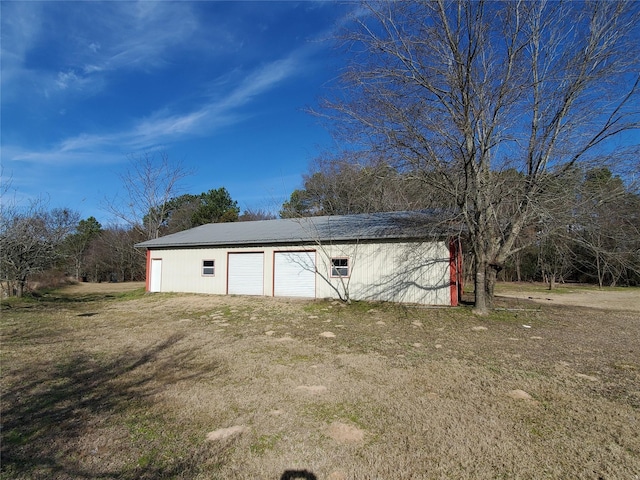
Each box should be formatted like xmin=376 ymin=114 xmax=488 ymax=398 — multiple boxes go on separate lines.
xmin=320 ymin=0 xmax=640 ymax=313
xmin=81 ymin=225 xmax=146 ymax=283
xmin=289 ymin=217 xmax=359 ymax=303
xmin=62 ymin=216 xmax=103 ymax=281
xmin=280 ymin=153 xmax=438 ymax=218
xmin=0 ymin=198 xmax=79 ymax=296
xmin=238 ymin=208 xmax=277 ymax=222
xmin=571 ymin=168 xmax=640 ymax=287
xmin=105 ymin=151 xmax=192 ymax=241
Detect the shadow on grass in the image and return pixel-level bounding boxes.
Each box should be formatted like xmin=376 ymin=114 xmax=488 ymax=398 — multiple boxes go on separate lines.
xmin=41 ymin=287 xmax=147 ymax=304
xmin=1 ymin=288 xmax=147 ymax=313
xmin=1 ymin=333 xmax=230 ymax=479
xmin=281 ymin=469 xmax=318 ymax=479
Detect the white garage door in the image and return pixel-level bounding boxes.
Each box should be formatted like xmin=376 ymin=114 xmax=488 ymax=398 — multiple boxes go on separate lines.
xmin=274 ymin=251 xmax=316 ymax=298
xmin=228 ymin=253 xmax=264 ymax=295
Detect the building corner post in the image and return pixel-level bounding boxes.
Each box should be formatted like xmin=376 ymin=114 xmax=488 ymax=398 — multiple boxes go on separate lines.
xmin=145 ymin=249 xmax=151 ymax=292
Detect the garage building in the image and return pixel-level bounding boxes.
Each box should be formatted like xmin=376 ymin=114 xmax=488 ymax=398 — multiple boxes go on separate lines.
xmin=136 ymin=211 xmax=463 ymax=306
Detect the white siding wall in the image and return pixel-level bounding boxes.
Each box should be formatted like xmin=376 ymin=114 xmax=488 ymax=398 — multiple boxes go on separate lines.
xmin=147 ymin=240 xmax=451 ymax=305
xmin=314 ymin=242 xmax=451 ymax=305
xmin=149 ymin=248 xmax=228 ymax=294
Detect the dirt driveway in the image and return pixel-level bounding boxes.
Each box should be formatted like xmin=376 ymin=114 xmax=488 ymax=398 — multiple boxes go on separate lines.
xmin=61 ymin=281 xmax=146 ymax=294
xmin=496 ymin=284 xmax=640 ymax=312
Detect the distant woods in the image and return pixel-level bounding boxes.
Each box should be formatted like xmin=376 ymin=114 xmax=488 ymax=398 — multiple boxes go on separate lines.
xmin=0 ymin=152 xmax=274 ymax=297
xmin=279 ymin=155 xmax=448 ymax=218
xmin=282 ymin=157 xmax=640 ymax=289
xmin=2 ymin=155 xmax=638 ymax=298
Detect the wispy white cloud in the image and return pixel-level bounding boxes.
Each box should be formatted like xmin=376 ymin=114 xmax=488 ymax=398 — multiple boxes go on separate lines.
xmin=4 ymin=45 xmax=311 ymax=166
xmin=60 ymin=3 xmax=200 ymax=93
xmin=55 ymin=70 xmax=98 ymax=91
xmin=1 ymin=0 xmax=346 ymax=214
xmin=0 ymin=2 xmax=44 ymax=94
xmin=2 ymin=143 xmax=122 ymax=170
xmin=1 ymin=1 xmax=224 ymax=102
xmin=0 ymin=1 xmax=354 ymax=218
xmin=221 ymin=57 xmax=299 ymax=109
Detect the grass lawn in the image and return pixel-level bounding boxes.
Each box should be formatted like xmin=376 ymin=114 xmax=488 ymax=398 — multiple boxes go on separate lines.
xmin=2 ymin=283 xmax=639 ymax=479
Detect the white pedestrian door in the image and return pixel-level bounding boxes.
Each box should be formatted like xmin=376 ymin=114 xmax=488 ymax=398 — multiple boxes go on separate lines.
xmin=150 ymin=259 xmax=162 ymax=292
xmin=274 ymin=251 xmax=316 ymax=298
xmin=228 ymin=253 xmax=264 ymax=295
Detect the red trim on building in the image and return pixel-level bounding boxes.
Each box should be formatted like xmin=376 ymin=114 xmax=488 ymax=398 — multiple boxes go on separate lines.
xmin=457 ymin=239 xmax=463 ymax=301
xmin=145 ymin=249 xmax=151 ymax=292
xmin=449 ymin=238 xmax=463 ymax=306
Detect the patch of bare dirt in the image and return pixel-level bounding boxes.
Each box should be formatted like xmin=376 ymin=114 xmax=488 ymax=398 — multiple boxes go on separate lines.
xmin=326 ymin=422 xmax=366 ymax=444
xmin=61 ymin=281 xmax=146 ymax=294
xmin=497 ymin=285 xmax=640 ymax=312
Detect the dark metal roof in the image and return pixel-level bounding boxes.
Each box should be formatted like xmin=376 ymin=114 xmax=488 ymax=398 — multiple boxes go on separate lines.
xmin=136 ymin=211 xmax=451 ymax=249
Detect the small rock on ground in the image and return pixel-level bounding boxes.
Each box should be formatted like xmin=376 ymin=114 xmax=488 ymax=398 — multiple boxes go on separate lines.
xmin=206 ymin=425 xmax=247 ymax=442
xmin=472 ymin=326 xmax=488 ymax=331
xmin=320 ymin=331 xmax=336 ymax=338
xmin=507 ymin=389 xmax=533 ymax=400
xmin=274 ymin=336 xmax=294 ymax=342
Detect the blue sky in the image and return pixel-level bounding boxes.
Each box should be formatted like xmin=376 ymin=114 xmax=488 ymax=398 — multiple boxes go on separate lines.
xmin=1 ymin=1 xmax=353 ymax=224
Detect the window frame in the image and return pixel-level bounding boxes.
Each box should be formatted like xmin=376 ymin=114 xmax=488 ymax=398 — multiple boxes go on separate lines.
xmin=202 ymin=259 xmax=215 ymax=277
xmin=330 ymin=257 xmax=350 ymax=278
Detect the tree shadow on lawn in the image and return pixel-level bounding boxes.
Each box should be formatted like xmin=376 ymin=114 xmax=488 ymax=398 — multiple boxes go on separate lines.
xmin=2 ymin=333 xmax=229 ymax=479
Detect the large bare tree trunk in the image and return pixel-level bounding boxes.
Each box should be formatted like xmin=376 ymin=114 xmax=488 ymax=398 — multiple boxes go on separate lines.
xmin=485 ymin=265 xmax=499 ymax=308
xmin=473 ymin=268 xmax=488 ymax=316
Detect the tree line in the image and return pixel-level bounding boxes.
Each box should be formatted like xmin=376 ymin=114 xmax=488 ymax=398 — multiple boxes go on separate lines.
xmin=0 ymin=174 xmax=273 ymax=297
xmin=2 ymin=158 xmax=637 ymax=299
xmin=281 ymin=158 xmax=640 ymax=289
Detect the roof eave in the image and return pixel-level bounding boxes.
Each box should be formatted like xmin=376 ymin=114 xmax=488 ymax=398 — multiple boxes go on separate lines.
xmin=135 ymin=233 xmax=449 ymax=250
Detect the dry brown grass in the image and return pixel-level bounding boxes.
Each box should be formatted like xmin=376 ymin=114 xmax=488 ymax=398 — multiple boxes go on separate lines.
xmin=2 ymin=283 xmax=639 ymax=479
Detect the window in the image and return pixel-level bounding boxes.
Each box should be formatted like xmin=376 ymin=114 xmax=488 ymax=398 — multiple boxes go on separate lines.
xmin=331 ymin=257 xmax=349 ymax=277
xmin=202 ymin=260 xmax=215 ymax=276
